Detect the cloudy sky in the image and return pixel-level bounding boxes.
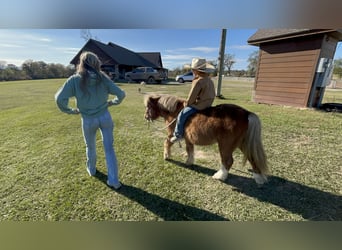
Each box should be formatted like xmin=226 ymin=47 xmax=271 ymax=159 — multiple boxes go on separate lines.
xmin=2 ymin=29 xmax=341 ymax=70
xmin=1 ymin=1 xmax=341 ymax=70
xmin=0 ymin=29 xmax=263 ymax=70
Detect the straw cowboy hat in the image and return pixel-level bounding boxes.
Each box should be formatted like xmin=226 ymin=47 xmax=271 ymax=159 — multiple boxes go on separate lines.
xmin=191 ymin=58 xmax=215 ymax=73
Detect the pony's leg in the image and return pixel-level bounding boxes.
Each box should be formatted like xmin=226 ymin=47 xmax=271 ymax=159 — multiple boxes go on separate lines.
xmin=164 ymin=126 xmax=177 ymax=160
xmin=164 ymin=138 xmax=172 ymax=160
xmin=212 ymin=152 xmax=233 ymax=181
xmin=185 ymin=141 xmax=194 ymax=166
xmin=212 ymin=164 xmax=229 ymax=181
xmin=252 ymin=172 xmax=268 ymax=185
xmin=250 ymin=162 xmax=268 ymax=185
xmin=245 ymin=156 xmax=268 ymax=185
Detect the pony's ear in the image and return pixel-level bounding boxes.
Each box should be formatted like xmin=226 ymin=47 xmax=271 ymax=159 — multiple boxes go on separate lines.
xmin=151 ymin=96 xmax=161 ymax=104
xmin=144 ymin=95 xmax=160 ymax=107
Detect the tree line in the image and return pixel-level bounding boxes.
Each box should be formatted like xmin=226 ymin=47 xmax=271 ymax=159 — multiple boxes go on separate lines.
xmin=333 ymin=58 xmax=342 ymax=78
xmin=169 ymin=51 xmax=259 ymax=78
xmin=1 ymin=55 xmax=341 ymax=82
xmin=0 ymin=60 xmax=75 ymax=81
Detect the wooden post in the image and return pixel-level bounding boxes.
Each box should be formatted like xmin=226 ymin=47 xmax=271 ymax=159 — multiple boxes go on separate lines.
xmin=216 ymin=29 xmax=227 ymax=97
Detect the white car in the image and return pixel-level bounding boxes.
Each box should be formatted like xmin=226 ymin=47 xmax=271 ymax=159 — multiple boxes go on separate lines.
xmin=175 ymin=71 xmax=193 ymax=83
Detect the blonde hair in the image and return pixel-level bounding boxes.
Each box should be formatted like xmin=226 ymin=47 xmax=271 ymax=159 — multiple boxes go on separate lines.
xmin=77 ymin=51 xmax=104 ymax=95
xmin=77 ymin=51 xmax=102 ymax=75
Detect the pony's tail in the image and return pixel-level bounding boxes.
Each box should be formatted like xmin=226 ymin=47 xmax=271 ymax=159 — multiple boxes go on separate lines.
xmin=241 ymin=112 xmax=269 ymax=176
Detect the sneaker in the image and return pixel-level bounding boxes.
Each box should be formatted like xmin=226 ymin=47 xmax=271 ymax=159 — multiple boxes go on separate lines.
xmin=170 ymin=136 xmax=182 ymax=143
xmin=106 ymin=180 xmax=122 ymax=190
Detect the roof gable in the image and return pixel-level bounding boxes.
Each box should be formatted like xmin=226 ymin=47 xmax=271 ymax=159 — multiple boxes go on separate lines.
xmin=107 ymin=42 xmax=157 ymax=67
xmin=70 ymin=39 xmax=159 ymax=68
xmin=138 ymin=52 xmax=163 ymax=68
xmin=69 ymin=39 xmax=115 ymax=66
xmin=248 ymin=29 xmax=341 ymax=45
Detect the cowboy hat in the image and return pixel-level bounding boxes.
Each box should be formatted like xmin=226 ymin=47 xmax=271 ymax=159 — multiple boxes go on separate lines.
xmin=191 ymin=58 xmax=215 ymax=73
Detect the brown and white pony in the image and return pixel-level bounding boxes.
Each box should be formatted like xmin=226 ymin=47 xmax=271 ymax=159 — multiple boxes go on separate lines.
xmin=144 ymin=94 xmax=269 ymax=185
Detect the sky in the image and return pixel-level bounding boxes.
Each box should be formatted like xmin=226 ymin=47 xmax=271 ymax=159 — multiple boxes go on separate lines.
xmin=0 ymin=29 xmax=262 ymax=70
xmin=1 ymin=1 xmax=341 ymax=71
xmin=2 ymin=29 xmax=341 ymax=71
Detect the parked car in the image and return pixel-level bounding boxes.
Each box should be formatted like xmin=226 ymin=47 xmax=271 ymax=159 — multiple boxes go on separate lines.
xmin=175 ymin=71 xmax=193 ymax=83
xmin=125 ymin=67 xmax=165 ymax=84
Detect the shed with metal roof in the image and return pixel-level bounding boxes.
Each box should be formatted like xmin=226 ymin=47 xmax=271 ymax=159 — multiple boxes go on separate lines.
xmin=248 ymin=29 xmax=342 ymax=108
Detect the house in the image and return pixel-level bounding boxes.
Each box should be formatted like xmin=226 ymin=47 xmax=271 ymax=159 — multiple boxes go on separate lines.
xmin=70 ymin=39 xmax=167 ymax=80
xmin=248 ymin=29 xmax=342 ymax=108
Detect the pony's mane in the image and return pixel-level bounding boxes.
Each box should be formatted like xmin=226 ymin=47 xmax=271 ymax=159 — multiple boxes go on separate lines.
xmin=158 ymin=94 xmax=182 ymax=112
xmin=144 ymin=94 xmax=184 ymax=113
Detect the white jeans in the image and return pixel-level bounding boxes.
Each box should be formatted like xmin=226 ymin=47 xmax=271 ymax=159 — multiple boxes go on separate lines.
xmin=81 ymin=110 xmax=120 ymax=186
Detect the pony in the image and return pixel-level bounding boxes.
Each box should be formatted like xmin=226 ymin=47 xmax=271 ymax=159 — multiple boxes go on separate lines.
xmin=144 ymin=94 xmax=269 ymax=185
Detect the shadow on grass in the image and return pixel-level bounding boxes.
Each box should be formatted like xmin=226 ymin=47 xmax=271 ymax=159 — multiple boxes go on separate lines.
xmin=167 ymin=159 xmax=342 ymax=221
xmin=94 ymin=170 xmax=228 ymax=221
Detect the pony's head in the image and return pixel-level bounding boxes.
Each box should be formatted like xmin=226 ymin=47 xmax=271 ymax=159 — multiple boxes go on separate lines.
xmin=144 ymin=95 xmax=160 ymax=121
xmin=144 ymin=94 xmax=185 ymax=121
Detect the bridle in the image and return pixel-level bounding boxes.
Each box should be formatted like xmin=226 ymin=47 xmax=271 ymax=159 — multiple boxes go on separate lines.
xmin=144 ymin=104 xmax=176 ymax=130
xmin=144 ymin=104 xmax=154 ymax=122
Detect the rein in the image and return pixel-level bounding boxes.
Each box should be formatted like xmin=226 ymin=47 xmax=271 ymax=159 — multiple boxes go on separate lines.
xmin=159 ymin=118 xmax=176 ymax=130
xmin=147 ymin=118 xmax=176 ymax=131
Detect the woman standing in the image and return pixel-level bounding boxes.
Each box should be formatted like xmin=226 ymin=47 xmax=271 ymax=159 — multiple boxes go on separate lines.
xmin=55 ymin=51 xmax=125 ymax=190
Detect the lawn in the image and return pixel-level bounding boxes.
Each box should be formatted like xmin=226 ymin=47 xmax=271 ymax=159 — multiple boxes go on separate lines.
xmin=0 ymin=78 xmax=341 ymax=221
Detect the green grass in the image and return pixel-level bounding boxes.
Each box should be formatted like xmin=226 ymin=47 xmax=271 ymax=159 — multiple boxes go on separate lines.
xmin=0 ymin=79 xmax=341 ymax=221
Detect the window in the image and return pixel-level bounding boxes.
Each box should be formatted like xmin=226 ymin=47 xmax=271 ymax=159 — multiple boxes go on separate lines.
xmin=134 ymin=68 xmax=144 ymax=73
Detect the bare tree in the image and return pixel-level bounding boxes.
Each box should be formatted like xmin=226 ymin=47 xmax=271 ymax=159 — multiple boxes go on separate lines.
xmin=208 ymin=59 xmax=218 ymax=70
xmin=80 ymin=29 xmax=100 ymax=41
xmin=247 ymin=50 xmax=259 ymax=77
xmin=223 ymin=54 xmax=235 ymax=76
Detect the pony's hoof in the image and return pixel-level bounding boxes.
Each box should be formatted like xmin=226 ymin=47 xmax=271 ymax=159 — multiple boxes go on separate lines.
xmin=163 ymin=151 xmax=170 ymax=160
xmin=185 ymin=159 xmax=194 ymax=166
xmin=253 ymin=172 xmax=267 ymax=185
xmin=212 ymin=170 xmax=228 ymax=181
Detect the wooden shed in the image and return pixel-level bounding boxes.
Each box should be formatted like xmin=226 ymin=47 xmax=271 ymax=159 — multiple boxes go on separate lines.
xmin=248 ymin=29 xmax=342 ymax=108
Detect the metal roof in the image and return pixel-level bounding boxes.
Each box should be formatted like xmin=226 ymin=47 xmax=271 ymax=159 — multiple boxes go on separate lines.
xmin=248 ymin=29 xmax=342 ymax=45
xmin=138 ymin=52 xmax=163 ymax=69
xmin=70 ymin=39 xmax=161 ymax=68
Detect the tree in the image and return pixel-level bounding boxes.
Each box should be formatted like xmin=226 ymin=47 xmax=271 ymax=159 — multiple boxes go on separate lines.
xmin=247 ymin=50 xmax=259 ymax=77
xmin=80 ymin=29 xmax=100 ymax=41
xmin=22 ymin=60 xmax=34 ymax=79
xmin=223 ymin=54 xmax=235 ymax=76
xmin=333 ymin=58 xmax=342 ymax=79
xmin=208 ymin=59 xmax=218 ymax=70
xmin=0 ymin=60 xmax=7 ymax=69
xmin=66 ymin=64 xmax=76 ymax=76
xmin=22 ymin=60 xmax=48 ymax=79
xmin=0 ymin=59 xmax=74 ymax=81
xmin=0 ymin=67 xmax=26 ymax=81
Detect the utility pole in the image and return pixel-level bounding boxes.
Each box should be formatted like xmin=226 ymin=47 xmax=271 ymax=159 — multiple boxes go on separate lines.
xmin=216 ymin=29 xmax=227 ymax=97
